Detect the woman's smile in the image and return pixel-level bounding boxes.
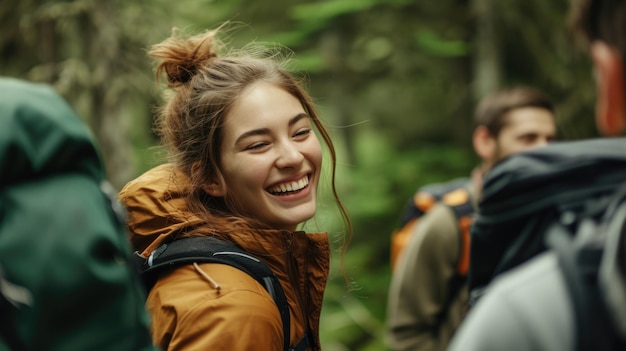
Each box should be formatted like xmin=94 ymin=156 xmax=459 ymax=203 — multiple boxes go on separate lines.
xmin=266 ymin=174 xmax=310 ymax=196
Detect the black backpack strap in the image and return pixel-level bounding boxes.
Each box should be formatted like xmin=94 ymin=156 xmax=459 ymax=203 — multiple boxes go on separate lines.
xmin=547 ymin=223 xmax=595 ymax=351
xmin=547 ymin=221 xmax=621 ymax=351
xmin=135 ymin=236 xmax=292 ymax=351
xmin=290 ymin=334 xmax=311 ymax=351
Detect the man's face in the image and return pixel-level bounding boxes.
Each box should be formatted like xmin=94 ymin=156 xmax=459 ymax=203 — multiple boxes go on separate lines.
xmin=493 ymin=107 xmax=557 ymax=162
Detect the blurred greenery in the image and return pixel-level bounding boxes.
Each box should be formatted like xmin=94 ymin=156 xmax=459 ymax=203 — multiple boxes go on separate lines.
xmin=1 ymin=0 xmax=599 ymax=350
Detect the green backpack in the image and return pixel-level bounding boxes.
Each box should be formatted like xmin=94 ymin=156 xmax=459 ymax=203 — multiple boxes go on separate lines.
xmin=0 ymin=78 xmax=154 ymax=350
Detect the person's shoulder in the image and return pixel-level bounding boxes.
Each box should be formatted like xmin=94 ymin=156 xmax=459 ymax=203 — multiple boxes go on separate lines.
xmin=489 ymin=252 xmax=560 ymax=292
xmin=415 ymin=202 xmax=459 ymax=238
xmin=450 ymin=252 xmax=574 ymax=351
xmin=148 ymin=263 xmax=283 ymax=350
xmin=151 ymin=262 xmax=275 ymax=305
xmin=399 ymin=203 xmax=461 ymax=264
xmin=149 ymin=262 xmax=281 ymax=328
xmin=472 ymin=253 xmax=568 ymax=317
xmin=119 ymin=163 xmax=185 ymax=199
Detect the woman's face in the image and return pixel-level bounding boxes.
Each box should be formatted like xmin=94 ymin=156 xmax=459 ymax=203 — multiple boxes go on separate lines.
xmin=214 ymin=81 xmax=322 ymax=231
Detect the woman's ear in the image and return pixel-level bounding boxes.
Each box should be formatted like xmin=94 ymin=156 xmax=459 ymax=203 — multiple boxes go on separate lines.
xmin=202 ymin=180 xmax=225 ymax=197
xmin=192 ymin=161 xmax=226 ymax=197
xmin=591 ymin=41 xmax=626 ymax=136
xmin=473 ymin=125 xmax=496 ymax=166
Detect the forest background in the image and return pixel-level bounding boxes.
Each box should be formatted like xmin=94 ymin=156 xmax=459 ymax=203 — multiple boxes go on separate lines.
xmin=1 ymin=0 xmax=600 ymax=350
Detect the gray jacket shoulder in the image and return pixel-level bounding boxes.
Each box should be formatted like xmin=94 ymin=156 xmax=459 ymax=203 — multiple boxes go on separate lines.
xmin=448 ymin=252 xmax=574 ymax=351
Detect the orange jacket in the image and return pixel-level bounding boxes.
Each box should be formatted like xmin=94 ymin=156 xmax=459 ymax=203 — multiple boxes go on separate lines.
xmin=119 ymin=164 xmax=330 ymax=350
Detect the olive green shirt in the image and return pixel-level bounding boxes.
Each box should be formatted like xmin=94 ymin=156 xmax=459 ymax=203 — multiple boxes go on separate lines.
xmin=386 ymin=198 xmax=473 ymax=351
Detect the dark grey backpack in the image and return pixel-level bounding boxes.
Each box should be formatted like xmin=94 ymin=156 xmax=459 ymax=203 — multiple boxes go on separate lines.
xmin=469 ymin=137 xmax=626 ymax=350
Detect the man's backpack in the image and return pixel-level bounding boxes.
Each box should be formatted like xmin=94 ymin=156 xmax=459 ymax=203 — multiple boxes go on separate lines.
xmin=390 ymin=177 xmax=474 ymax=273
xmin=469 ymin=137 xmax=626 ymax=308
xmin=133 ymin=236 xmax=310 ymax=351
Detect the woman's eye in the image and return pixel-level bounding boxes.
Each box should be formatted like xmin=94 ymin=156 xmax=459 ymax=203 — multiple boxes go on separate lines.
xmin=294 ymin=128 xmax=311 ymax=138
xmin=247 ymin=142 xmax=268 ymax=150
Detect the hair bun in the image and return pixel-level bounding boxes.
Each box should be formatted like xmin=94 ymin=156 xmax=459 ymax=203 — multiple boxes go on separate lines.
xmin=162 ymin=61 xmax=196 ymax=86
xmin=150 ymin=29 xmax=220 ymax=87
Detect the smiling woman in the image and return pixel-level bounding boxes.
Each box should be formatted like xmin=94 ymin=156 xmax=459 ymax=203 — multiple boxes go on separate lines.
xmin=117 ymin=25 xmax=352 ymax=351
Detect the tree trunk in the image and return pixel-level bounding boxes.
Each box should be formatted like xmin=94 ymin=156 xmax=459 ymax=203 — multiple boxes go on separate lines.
xmin=79 ymin=3 xmax=135 ymax=189
xmin=472 ymin=0 xmax=502 ymax=99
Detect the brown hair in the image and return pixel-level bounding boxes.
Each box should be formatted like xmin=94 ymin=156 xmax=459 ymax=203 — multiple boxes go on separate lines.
xmin=474 ymin=86 xmax=555 ymax=137
xmin=570 ymin=0 xmax=626 ymax=55
xmin=149 ymin=27 xmax=351 ymax=254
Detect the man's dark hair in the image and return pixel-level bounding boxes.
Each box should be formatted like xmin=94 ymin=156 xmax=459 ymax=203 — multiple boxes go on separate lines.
xmin=474 ymin=86 xmax=554 ymax=137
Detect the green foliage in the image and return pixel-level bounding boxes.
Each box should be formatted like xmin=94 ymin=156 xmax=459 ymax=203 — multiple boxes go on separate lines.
xmin=415 ymin=30 xmax=469 ymax=57
xmin=321 ymin=244 xmax=391 ymax=351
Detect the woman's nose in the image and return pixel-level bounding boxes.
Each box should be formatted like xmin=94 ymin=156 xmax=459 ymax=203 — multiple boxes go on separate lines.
xmin=276 ymin=142 xmax=304 ymax=168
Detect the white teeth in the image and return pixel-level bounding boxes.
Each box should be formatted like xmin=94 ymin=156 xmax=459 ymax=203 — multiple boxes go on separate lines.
xmin=268 ymin=176 xmax=309 ymax=194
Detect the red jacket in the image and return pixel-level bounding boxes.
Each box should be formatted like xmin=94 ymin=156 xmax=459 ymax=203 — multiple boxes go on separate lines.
xmin=119 ymin=164 xmax=330 ymax=350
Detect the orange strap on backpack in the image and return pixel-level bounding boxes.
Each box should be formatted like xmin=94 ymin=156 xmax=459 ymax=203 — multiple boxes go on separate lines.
xmin=390 ymin=181 xmax=474 ymax=273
